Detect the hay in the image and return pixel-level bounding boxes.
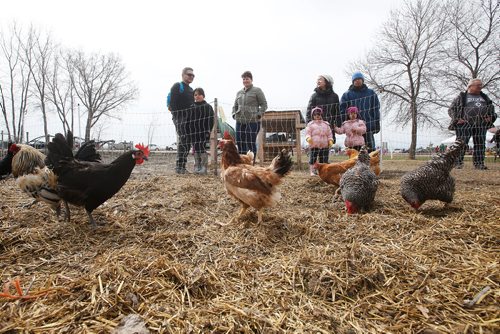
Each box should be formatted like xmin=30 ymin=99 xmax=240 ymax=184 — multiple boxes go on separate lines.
xmin=0 ymin=160 xmax=498 ymax=333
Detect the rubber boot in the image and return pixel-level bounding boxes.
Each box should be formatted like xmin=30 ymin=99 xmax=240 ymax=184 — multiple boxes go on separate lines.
xmin=309 ymin=165 xmax=315 ymax=176
xmin=199 ymin=153 xmax=208 ymax=175
xmin=193 ymin=153 xmax=201 ymax=174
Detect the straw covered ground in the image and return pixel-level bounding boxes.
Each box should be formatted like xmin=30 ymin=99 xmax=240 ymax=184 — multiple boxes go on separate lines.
xmin=0 ymin=159 xmax=499 ymax=333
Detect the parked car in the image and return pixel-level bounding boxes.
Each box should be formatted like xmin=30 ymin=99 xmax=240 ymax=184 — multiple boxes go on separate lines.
xmin=149 ymin=144 xmax=160 ymax=151
xmin=165 ymin=142 xmax=177 ymax=151
xmin=110 ymin=141 xmax=133 ymax=150
xmin=26 ymin=135 xmax=54 ymax=149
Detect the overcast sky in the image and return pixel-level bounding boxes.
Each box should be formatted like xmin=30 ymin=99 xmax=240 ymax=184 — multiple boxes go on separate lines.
xmin=2 ymin=0 xmax=465 ymax=148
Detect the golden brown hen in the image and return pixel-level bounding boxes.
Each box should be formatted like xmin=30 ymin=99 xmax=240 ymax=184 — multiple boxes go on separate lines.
xmin=219 ymin=137 xmax=293 ymax=224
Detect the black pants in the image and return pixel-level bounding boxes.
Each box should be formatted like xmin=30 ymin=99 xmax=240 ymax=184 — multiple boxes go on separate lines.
xmin=309 ymin=148 xmax=329 ymax=165
xmin=456 ymin=124 xmax=487 ymax=166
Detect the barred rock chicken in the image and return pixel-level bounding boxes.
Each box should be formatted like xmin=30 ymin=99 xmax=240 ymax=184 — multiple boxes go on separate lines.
xmin=47 ymin=134 xmax=149 ymax=227
xmin=400 ymin=140 xmax=465 ymax=209
xmin=0 ymin=142 xmax=14 ymax=179
xmin=16 ymin=131 xmax=101 ymax=217
xmin=314 ymin=149 xmax=380 ymax=187
xmin=219 ymin=137 xmax=293 ymax=224
xmin=345 ymin=148 xmax=381 ymax=176
xmin=338 ymin=147 xmax=379 ymax=214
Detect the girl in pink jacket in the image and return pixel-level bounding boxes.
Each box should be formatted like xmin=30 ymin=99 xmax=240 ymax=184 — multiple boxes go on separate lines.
xmin=334 ymin=106 xmax=366 ymax=151
xmin=305 ymin=107 xmax=334 ymax=176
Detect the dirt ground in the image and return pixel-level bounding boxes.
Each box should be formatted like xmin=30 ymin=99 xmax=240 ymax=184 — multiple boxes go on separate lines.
xmin=0 ymin=158 xmax=499 ymax=333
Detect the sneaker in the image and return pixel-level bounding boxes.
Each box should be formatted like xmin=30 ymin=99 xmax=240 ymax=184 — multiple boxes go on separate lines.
xmin=474 ymin=165 xmax=488 ymax=170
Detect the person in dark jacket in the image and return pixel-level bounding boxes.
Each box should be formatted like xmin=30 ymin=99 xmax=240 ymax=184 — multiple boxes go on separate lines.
xmin=306 ymin=74 xmax=340 ymax=144
xmin=448 ymin=78 xmax=496 ymax=169
xmin=168 ymin=67 xmax=195 ymax=174
xmin=190 ymin=87 xmax=214 ymax=174
xmin=340 ymin=72 xmax=380 ymax=152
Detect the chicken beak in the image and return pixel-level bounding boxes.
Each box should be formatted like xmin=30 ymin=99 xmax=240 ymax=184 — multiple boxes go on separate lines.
xmin=143 ymin=156 xmax=148 ymax=161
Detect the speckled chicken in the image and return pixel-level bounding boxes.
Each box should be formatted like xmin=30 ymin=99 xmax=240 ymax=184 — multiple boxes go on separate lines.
xmin=339 ymin=147 xmax=379 ymax=214
xmin=400 ymin=140 xmax=466 ymax=209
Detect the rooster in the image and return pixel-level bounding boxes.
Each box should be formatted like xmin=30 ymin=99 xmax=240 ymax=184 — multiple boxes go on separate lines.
xmin=0 ymin=142 xmax=14 ymax=179
xmin=10 ymin=143 xmax=46 ymax=177
xmin=47 ymin=134 xmax=149 ymax=227
xmin=219 ymin=137 xmax=293 ymax=224
xmin=338 ymin=147 xmax=379 ymax=214
xmin=400 ymin=139 xmax=465 ymax=209
xmin=16 ymin=131 xmax=101 ymax=218
xmin=314 ymin=149 xmax=381 ymax=187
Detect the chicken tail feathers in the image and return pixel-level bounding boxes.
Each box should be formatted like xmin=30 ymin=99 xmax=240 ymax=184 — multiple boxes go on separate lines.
xmin=75 ymin=140 xmax=101 ymax=162
xmin=271 ymin=149 xmax=293 ymax=177
xmin=46 ymin=132 xmax=74 ymax=168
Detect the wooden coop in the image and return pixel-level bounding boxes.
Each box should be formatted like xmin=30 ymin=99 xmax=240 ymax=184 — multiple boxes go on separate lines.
xmin=257 ymin=110 xmax=306 ymax=169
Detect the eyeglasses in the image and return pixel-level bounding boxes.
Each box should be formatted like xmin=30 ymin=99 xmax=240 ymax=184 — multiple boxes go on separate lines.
xmin=185 ymin=73 xmax=195 ymax=77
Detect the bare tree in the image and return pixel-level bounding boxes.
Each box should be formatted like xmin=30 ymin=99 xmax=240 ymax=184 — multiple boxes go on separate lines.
xmin=68 ymin=50 xmax=138 ymax=141
xmin=0 ymin=23 xmax=32 ymax=142
xmin=23 ymin=27 xmax=56 ymax=147
xmin=350 ymin=0 xmax=448 ymax=158
xmin=46 ymin=50 xmax=77 ymax=135
xmin=439 ymin=0 xmax=499 ymax=105
xmin=147 ymin=117 xmax=156 ymax=145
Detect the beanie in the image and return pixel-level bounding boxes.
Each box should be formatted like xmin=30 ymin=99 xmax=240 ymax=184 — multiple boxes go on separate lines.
xmin=352 ymin=72 xmax=364 ymax=82
xmin=311 ymin=107 xmax=323 ymax=116
xmin=347 ymin=106 xmax=359 ymax=114
xmin=321 ymin=74 xmax=334 ymax=86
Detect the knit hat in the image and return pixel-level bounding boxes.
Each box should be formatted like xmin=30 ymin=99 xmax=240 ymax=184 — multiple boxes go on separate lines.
xmin=311 ymin=107 xmax=323 ymax=116
xmin=320 ymin=74 xmax=333 ymax=86
xmin=347 ymin=106 xmax=359 ymax=115
xmin=352 ymin=72 xmax=364 ymax=82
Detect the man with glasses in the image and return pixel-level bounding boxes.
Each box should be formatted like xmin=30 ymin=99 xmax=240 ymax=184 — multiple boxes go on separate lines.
xmin=168 ymin=67 xmax=195 ymax=174
xmin=448 ymin=78 xmax=496 ymax=170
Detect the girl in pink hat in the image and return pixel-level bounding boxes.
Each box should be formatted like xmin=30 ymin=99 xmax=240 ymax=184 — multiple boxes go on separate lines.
xmin=305 ymin=107 xmax=334 ymax=176
xmin=334 ymin=106 xmax=367 ymax=151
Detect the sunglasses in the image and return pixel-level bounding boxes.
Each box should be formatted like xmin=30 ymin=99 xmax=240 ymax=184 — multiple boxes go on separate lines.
xmin=185 ymin=73 xmax=195 ymax=77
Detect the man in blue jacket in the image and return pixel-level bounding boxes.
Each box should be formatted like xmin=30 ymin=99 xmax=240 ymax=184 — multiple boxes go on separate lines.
xmin=340 ymin=72 xmax=380 ymax=152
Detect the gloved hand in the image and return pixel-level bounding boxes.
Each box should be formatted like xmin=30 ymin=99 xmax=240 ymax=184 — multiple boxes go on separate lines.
xmin=306 ymin=137 xmax=312 ymax=144
xmin=328 ymin=139 xmax=334 ymax=147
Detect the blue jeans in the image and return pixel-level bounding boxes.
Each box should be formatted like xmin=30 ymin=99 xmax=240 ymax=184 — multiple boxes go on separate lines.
xmin=236 ymin=122 xmax=261 ymax=155
xmin=456 ymin=124 xmax=487 ymax=166
xmin=363 ymin=132 xmax=376 ymax=152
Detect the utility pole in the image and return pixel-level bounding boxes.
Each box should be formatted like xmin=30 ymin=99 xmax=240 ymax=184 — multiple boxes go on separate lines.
xmin=78 ymin=103 xmax=81 ymax=139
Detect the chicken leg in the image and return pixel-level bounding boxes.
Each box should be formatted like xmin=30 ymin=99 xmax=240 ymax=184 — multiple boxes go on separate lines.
xmin=230 ymin=204 xmax=249 ymax=224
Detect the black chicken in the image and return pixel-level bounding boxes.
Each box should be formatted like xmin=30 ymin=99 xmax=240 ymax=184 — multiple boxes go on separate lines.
xmin=47 ymin=134 xmax=149 ymax=227
xmin=0 ymin=142 xmax=14 ymax=179
xmin=16 ymin=131 xmax=101 ymax=218
xmin=339 ymin=147 xmax=379 ymax=214
xmin=400 ymin=139 xmax=466 ymax=209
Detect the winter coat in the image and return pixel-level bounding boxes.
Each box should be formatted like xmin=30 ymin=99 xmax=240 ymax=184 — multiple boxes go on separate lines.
xmin=232 ymin=85 xmax=267 ymax=124
xmin=189 ymin=101 xmax=215 ymax=143
xmin=306 ymin=87 xmax=340 ymax=129
xmin=305 ymin=120 xmax=333 ymax=149
xmin=448 ymin=91 xmax=496 ymax=129
xmin=340 ymin=84 xmax=380 ymax=133
xmin=169 ymin=82 xmax=194 ymax=127
xmin=335 ymin=119 xmax=367 ymax=148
